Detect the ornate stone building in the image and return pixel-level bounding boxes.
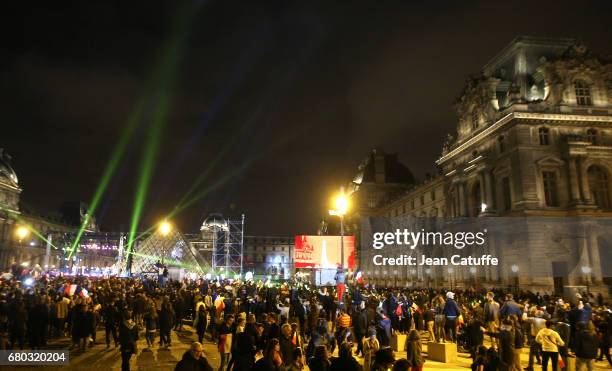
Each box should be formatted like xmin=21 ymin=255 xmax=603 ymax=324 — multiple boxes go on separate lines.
xmin=357 ymin=37 xmax=612 ymax=296
xmin=0 ymin=149 xmax=100 ymax=270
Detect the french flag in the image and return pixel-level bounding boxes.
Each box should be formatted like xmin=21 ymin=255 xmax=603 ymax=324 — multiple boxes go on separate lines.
xmin=79 ymin=288 xmax=89 ymax=298
xmin=65 ymin=284 xmax=77 ymax=296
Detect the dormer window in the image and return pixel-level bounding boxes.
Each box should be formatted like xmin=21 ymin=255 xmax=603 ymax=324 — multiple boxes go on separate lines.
xmin=574 ymin=80 xmax=592 ymax=106
xmin=586 ymin=129 xmax=598 ymax=145
xmin=538 ymin=127 xmax=550 ymax=145
xmin=471 ymin=109 xmax=479 ymax=130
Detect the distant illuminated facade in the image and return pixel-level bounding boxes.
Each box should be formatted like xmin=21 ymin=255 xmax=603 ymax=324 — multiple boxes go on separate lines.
xmin=243 ymin=235 xmax=293 ymax=279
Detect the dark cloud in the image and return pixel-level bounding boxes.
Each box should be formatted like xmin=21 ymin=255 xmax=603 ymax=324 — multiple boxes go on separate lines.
xmin=3 ymin=0 xmax=611 ymax=235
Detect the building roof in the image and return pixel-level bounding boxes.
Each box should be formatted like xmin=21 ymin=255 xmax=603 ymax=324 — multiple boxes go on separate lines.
xmin=352 ymin=148 xmax=415 ymax=186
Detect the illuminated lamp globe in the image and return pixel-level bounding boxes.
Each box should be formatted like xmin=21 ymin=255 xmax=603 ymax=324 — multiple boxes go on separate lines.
xmin=16 ymin=226 xmax=29 ymax=240
xmin=158 ymin=221 xmax=172 ymax=236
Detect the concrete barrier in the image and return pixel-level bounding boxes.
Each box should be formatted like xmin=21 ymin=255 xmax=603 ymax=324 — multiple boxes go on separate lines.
xmin=426 ymin=341 xmax=457 ymax=363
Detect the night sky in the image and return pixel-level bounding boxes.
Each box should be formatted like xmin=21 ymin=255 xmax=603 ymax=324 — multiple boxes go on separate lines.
xmin=3 ymin=1 xmax=612 ymax=235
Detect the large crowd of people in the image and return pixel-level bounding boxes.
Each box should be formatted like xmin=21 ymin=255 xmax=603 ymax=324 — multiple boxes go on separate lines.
xmin=0 ymin=266 xmax=610 ymax=371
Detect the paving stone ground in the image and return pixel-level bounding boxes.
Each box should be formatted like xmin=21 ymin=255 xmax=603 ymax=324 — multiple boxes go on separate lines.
xmin=7 ymin=325 xmax=611 ymax=370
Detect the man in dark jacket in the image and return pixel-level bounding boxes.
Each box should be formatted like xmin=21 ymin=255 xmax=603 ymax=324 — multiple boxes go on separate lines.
xmin=175 ymin=342 xmax=213 ymax=371
xmin=104 ymin=297 xmax=120 ymax=348
xmin=574 ymin=321 xmax=598 ymax=371
xmin=498 ymin=319 xmax=515 ymax=371
xmin=119 ymin=310 xmax=139 ymax=371
xmin=352 ymin=307 xmax=368 ymax=356
xmin=279 ymin=323 xmax=296 ymax=366
xmin=443 ymin=292 xmax=461 ymax=342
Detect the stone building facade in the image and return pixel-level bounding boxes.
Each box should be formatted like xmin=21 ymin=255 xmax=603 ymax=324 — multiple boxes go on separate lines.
xmin=357 ymin=37 xmax=612 ymax=296
xmin=0 ymin=149 xmax=102 ymax=270
xmin=243 ymin=235 xmax=293 ymax=279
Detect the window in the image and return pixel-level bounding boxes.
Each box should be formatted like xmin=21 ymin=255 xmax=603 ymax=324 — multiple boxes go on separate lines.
xmin=588 ymin=166 xmax=610 ymax=209
xmin=574 ymin=80 xmax=592 ymax=106
xmin=402 ymin=204 xmax=406 ymax=214
xmin=472 ymin=109 xmax=479 ymax=130
xmin=586 ymin=129 xmax=598 ymax=145
xmin=411 ymin=199 xmax=415 ymax=209
xmin=538 ymin=127 xmax=550 ymax=145
xmin=368 ymin=193 xmax=377 ymax=208
xmin=431 ymin=189 xmax=436 ymax=201
xmin=420 ymin=195 xmax=425 ymax=206
xmin=502 ymin=177 xmax=512 ymax=211
xmin=542 ymin=171 xmax=559 ymax=207
xmin=498 ymin=135 xmax=506 ymax=153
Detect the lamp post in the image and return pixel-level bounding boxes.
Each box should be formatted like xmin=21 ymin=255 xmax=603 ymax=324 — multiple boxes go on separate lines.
xmin=511 ymin=264 xmax=519 ymax=293
xmin=329 ymin=187 xmax=349 ymax=271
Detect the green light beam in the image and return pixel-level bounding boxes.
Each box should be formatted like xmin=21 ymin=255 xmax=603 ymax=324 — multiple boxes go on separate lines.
xmin=125 ymin=3 xmax=197 ymax=258
xmin=67 ymin=102 xmax=144 ymax=259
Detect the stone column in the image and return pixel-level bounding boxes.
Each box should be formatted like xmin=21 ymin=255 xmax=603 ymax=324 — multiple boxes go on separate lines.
xmin=479 ymin=173 xmax=487 ymax=211
xmin=458 ymin=182 xmax=467 ymax=217
xmin=568 ymin=157 xmax=582 ymax=203
xmin=484 ymin=170 xmax=495 ymax=211
xmin=579 ymin=157 xmax=592 ymax=203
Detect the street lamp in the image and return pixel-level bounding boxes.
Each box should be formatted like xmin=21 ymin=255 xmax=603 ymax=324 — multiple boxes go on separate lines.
xmin=158 ymin=220 xmax=172 ymax=236
xmin=511 ymin=265 xmax=519 ymax=292
xmin=16 ymin=226 xmax=29 ymax=242
xmin=329 ymin=187 xmax=349 ymax=271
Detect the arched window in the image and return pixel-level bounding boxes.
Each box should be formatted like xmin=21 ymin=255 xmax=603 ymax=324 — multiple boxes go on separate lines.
xmin=538 ymin=127 xmax=550 ymax=145
xmin=574 ymin=80 xmax=592 ymax=106
xmin=472 ymin=109 xmax=479 ymax=130
xmin=588 ymin=166 xmax=610 ymax=209
xmin=586 ymin=129 xmax=598 ymax=145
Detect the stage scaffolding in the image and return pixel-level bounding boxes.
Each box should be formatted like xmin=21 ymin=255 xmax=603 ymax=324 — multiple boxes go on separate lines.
xmin=200 ymin=214 xmax=245 ymax=277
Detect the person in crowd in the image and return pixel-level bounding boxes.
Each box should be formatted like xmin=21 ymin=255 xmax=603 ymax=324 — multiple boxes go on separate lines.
xmin=280 ymin=323 xmax=296 ymax=366
xmin=574 ymin=321 xmax=598 ymax=371
xmin=144 ymin=303 xmax=158 ymax=349
xmin=370 ymin=347 xmax=395 ymax=371
xmin=405 ymin=329 xmax=425 ymax=371
xmin=499 ymin=318 xmax=516 ymax=371
xmin=159 ymin=297 xmax=175 ymax=349
xmin=423 ymin=304 xmax=436 ymax=342
xmin=175 ymin=341 xmax=213 ymax=371
xmin=254 ymin=337 xmax=284 ymax=371
xmin=194 ymin=305 xmax=207 ymax=344
xmin=536 ymin=320 xmax=565 ymax=371
xmin=217 ymin=314 xmax=234 ymax=371
xmin=501 ymin=294 xmax=522 ymax=318
xmin=330 ymin=341 xmax=363 ymax=371
xmin=232 ymin=316 xmax=256 ymax=370
xmin=119 ymin=310 xmax=138 ymax=371
xmin=392 ymin=359 xmax=411 ymax=371
xmin=308 ymin=344 xmax=331 ymax=371
xmin=472 ymin=345 xmax=488 ymax=371
xmin=104 ymin=296 xmax=120 ymax=348
xmin=484 ymin=292 xmax=500 ymax=348
xmin=363 ymin=329 xmax=380 ymax=371
xmin=443 ymin=291 xmax=461 ymax=342
xmin=286 ymin=346 xmax=306 ymax=371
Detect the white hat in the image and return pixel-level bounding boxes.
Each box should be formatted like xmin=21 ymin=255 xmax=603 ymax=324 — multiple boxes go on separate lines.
xmin=446 ymin=292 xmax=455 ymax=299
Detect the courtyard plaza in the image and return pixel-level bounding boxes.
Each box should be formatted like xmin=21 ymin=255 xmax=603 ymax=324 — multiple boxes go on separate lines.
xmin=12 ymin=322 xmax=609 ymax=371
